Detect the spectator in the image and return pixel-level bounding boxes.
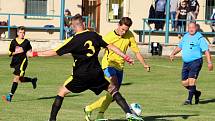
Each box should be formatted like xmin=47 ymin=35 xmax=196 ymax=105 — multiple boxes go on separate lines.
xmin=64 ymin=9 xmax=74 ymax=38
xmin=170 ymin=0 xmax=179 ymax=31
xmin=176 ymin=1 xmax=189 ymax=33
xmin=176 ymin=1 xmax=190 ymax=38
xmin=187 ymin=0 xmax=199 ymax=22
xmin=210 ymin=11 xmax=215 ymax=32
xmin=154 ymin=0 xmax=167 ymax=31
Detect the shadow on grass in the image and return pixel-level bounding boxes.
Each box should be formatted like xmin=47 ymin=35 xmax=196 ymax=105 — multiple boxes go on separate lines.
xmin=108 ymin=114 xmax=198 ymax=121
xmin=37 ymin=94 xmax=80 ymax=100
xmin=143 ymin=114 xmax=199 ymax=121
xmin=11 ymin=94 xmax=80 ymax=102
xmin=199 ymin=98 xmax=215 ymax=104
xmin=121 ymin=82 xmax=133 ymax=86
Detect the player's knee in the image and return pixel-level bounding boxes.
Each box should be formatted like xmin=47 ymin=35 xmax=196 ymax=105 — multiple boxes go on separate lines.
xmin=181 ymin=80 xmax=188 ymax=86
xmin=58 ymin=86 xmax=70 ymax=97
xmin=107 ymin=83 xmax=118 ymax=95
xmin=13 ymin=76 xmax=20 ymax=83
xmin=188 ymin=78 xmax=196 ymax=86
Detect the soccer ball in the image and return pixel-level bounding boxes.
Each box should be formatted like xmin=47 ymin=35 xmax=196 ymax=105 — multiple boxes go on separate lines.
xmin=130 ymin=103 xmax=142 ymax=116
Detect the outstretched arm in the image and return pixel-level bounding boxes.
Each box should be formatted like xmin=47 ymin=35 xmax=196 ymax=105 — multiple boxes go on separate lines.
xmin=170 ymin=47 xmax=182 ymax=61
xmin=27 ymin=50 xmax=57 ymax=57
xmin=106 ymin=44 xmax=134 ymax=64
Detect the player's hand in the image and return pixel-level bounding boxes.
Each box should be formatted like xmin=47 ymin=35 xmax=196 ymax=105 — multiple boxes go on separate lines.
xmin=14 ymin=46 xmax=24 ymax=54
xmin=27 ymin=51 xmax=33 ymax=57
xmin=144 ymin=64 xmax=150 ymax=72
xmin=208 ymin=63 xmax=213 ymax=71
xmin=170 ymin=54 xmax=175 ymax=62
xmin=124 ymin=55 xmax=134 ymax=65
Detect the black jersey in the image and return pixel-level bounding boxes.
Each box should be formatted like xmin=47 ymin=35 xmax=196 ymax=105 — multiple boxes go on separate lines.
xmin=188 ymin=0 xmax=199 ymax=12
xmin=55 ymin=30 xmax=108 ymax=75
xmin=178 ymin=6 xmax=190 ymax=19
xmin=9 ymin=38 xmax=32 ymax=67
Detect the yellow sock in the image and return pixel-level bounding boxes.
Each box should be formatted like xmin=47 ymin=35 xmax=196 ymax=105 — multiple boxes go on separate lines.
xmin=99 ymin=93 xmax=113 ymax=113
xmin=86 ymin=95 xmax=107 ymax=112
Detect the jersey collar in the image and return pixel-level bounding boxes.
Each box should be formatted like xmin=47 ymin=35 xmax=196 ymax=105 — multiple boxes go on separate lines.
xmin=75 ymin=29 xmax=89 ymax=35
xmin=16 ymin=38 xmax=25 ymax=45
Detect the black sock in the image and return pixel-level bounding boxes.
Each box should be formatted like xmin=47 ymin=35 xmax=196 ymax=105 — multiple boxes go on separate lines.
xmin=49 ymin=95 xmax=64 ymax=120
xmin=20 ymin=77 xmax=32 ymax=82
xmin=113 ymin=92 xmax=132 ymax=114
xmin=10 ymin=82 xmax=18 ymax=97
xmin=187 ymin=86 xmax=196 ymax=102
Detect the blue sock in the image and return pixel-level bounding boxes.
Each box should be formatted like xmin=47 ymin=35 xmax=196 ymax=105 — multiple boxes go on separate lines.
xmin=187 ymin=86 xmax=196 ymax=102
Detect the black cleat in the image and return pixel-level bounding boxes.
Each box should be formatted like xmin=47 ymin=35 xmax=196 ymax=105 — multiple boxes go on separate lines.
xmin=195 ymin=91 xmax=201 ymax=104
xmin=32 ymin=78 xmax=37 ymax=89
xmin=183 ymin=100 xmax=192 ymax=105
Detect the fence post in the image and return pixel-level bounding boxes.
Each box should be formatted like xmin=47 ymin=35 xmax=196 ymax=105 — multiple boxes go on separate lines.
xmin=165 ymin=0 xmax=170 ymax=44
xmin=7 ymin=14 xmax=11 ymax=39
xmin=60 ymin=0 xmax=65 ymax=40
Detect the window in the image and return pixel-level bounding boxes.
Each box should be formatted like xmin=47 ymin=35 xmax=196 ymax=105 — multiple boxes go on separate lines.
xmin=205 ymin=0 xmax=215 ymax=20
xmin=25 ymin=0 xmax=51 ymax=19
xmin=108 ymin=0 xmax=124 ymax=22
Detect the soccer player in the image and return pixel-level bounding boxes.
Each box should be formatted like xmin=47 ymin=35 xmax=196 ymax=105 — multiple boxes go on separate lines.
xmin=170 ymin=22 xmax=213 ymax=105
xmin=2 ymin=26 xmax=37 ymax=102
xmin=27 ymin=14 xmax=143 ymax=121
xmin=84 ymin=17 xmax=150 ymax=120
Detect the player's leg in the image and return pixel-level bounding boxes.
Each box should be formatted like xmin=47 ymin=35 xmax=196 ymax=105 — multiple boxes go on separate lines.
xmin=181 ymin=62 xmax=192 ymax=105
xmin=184 ymin=78 xmax=196 ymax=105
xmin=49 ymin=76 xmax=84 ymax=121
xmin=107 ymin=82 xmax=143 ymax=120
xmin=49 ymin=86 xmax=71 ymax=121
xmin=19 ymin=61 xmax=38 ymax=89
xmin=2 ymin=75 xmax=20 ymax=102
xmin=184 ymin=59 xmax=203 ymax=105
xmin=19 ymin=77 xmax=37 ymax=89
xmin=188 ymin=59 xmax=203 ymax=104
xmin=97 ymin=68 xmax=123 ymax=119
xmin=85 ymin=67 xmax=121 ymax=120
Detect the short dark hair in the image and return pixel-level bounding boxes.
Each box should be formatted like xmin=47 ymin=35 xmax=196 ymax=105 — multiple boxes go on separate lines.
xmin=119 ymin=17 xmax=133 ymax=27
xmin=71 ymin=14 xmax=84 ymax=23
xmin=17 ymin=26 xmax=25 ymax=31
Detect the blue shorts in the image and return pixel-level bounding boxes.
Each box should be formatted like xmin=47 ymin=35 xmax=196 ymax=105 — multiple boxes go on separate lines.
xmin=103 ymin=67 xmax=123 ymax=85
xmin=182 ymin=58 xmax=203 ymax=81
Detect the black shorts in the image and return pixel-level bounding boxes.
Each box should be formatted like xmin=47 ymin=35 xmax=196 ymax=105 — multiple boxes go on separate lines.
xmin=181 ymin=58 xmax=203 ymax=81
xmin=12 ymin=59 xmax=28 ymax=77
xmin=64 ymin=69 xmax=110 ymax=95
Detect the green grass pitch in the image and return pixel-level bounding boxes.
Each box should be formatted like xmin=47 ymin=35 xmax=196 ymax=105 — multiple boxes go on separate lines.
xmin=0 ymin=55 xmax=215 ymax=121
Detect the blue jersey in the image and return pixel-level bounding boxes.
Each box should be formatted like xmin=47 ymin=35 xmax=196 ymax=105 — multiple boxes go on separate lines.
xmin=178 ymin=32 xmax=209 ymax=62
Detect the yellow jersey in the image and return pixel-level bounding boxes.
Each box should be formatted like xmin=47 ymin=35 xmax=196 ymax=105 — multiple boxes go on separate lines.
xmin=102 ymin=30 xmax=140 ymax=71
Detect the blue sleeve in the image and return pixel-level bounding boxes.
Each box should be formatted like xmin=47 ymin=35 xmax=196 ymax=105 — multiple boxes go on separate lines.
xmin=178 ymin=40 xmax=183 ymax=49
xmin=199 ymin=37 xmax=209 ymax=52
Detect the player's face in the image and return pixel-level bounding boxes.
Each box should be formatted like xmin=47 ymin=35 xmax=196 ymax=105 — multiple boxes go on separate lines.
xmin=64 ymin=11 xmax=69 ymax=16
xmin=117 ymin=24 xmax=130 ymax=36
xmin=181 ymin=2 xmax=187 ymax=8
xmin=71 ymin=20 xmax=85 ymax=32
xmin=17 ymin=30 xmax=25 ymax=39
xmin=188 ymin=23 xmax=197 ymax=35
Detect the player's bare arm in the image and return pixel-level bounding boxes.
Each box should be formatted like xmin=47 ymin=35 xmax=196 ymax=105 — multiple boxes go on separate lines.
xmin=170 ymin=47 xmax=182 ymax=61
xmin=135 ymin=52 xmax=150 ymax=71
xmin=205 ymin=50 xmax=213 ymax=71
xmin=27 ymin=50 xmax=57 ymax=57
xmin=107 ymin=44 xmax=134 ymax=65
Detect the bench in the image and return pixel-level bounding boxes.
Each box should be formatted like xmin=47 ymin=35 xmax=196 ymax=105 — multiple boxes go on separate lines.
xmin=134 ymin=30 xmax=215 ymax=43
